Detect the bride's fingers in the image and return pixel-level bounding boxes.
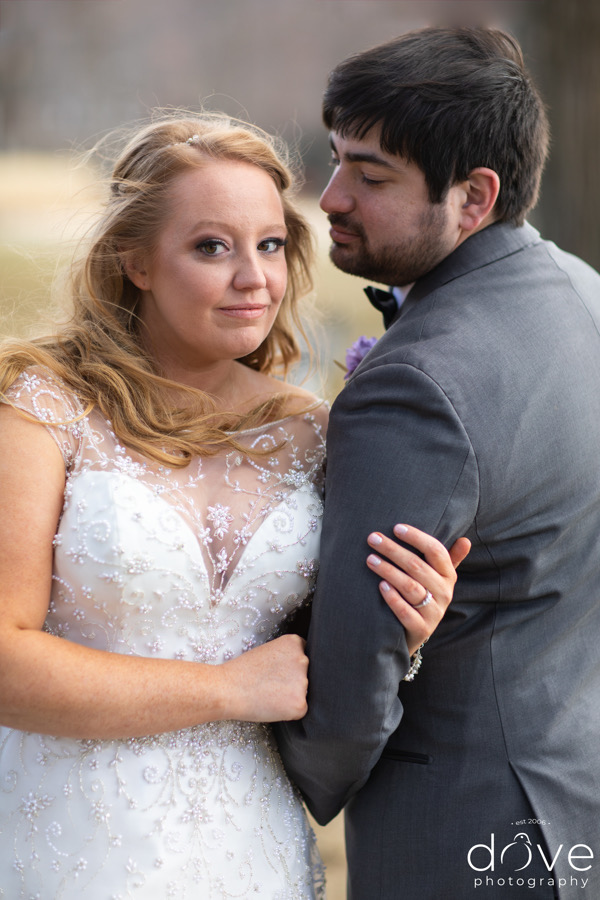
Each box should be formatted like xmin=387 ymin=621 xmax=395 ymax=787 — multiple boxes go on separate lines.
xmin=378 ymin=580 xmax=442 ymax=654
xmin=449 ymin=536 xmax=472 ymax=570
xmin=366 ymin=548 xmax=443 ymax=609
xmin=367 ymin=527 xmax=452 ymax=610
xmin=366 ymin=526 xmax=471 ymax=657
xmin=391 ymin=524 xmax=467 ymax=580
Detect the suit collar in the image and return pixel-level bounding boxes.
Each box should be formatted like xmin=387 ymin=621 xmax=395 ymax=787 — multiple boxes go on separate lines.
xmin=391 ymin=221 xmax=541 ymax=325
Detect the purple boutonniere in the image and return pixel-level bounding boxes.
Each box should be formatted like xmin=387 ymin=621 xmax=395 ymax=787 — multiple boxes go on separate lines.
xmin=343 ymin=335 xmax=378 ymax=380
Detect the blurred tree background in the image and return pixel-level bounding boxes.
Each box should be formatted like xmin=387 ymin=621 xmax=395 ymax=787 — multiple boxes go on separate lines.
xmin=0 ymin=1 xmax=598 ymax=894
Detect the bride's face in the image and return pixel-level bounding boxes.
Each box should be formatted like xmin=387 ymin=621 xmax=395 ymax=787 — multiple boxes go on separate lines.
xmin=128 ymin=159 xmax=288 ymax=380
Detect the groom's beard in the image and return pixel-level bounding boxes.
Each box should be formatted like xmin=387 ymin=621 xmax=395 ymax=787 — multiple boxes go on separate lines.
xmin=327 ymin=203 xmax=450 ymax=286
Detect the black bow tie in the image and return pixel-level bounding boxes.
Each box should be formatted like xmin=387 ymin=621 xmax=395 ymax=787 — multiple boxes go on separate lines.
xmin=364 ymin=286 xmax=397 ymax=328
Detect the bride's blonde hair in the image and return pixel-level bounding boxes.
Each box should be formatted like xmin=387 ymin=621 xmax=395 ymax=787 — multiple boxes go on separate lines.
xmin=0 ymin=113 xmax=315 ymax=466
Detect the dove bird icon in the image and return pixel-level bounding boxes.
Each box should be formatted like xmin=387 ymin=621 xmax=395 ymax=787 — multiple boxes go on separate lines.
xmin=500 ymin=833 xmax=533 ymax=871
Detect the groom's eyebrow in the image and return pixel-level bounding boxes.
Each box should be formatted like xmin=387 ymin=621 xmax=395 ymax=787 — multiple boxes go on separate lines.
xmin=329 ymin=135 xmax=399 ymax=170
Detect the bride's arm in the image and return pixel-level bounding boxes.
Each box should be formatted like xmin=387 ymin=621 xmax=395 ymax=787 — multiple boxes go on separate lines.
xmin=0 ymin=405 xmax=309 ymax=738
xmin=366 ymin=525 xmax=471 ymax=654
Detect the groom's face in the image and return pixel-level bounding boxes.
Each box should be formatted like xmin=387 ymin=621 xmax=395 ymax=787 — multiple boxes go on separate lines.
xmin=320 ymin=129 xmax=463 ymax=286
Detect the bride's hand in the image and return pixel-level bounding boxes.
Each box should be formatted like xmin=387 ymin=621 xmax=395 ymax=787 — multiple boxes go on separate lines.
xmin=366 ymin=524 xmax=471 ymax=655
xmin=221 ymin=634 xmax=309 ymax=723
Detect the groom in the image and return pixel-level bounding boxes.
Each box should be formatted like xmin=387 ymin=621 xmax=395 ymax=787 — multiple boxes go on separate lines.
xmin=276 ymin=26 xmax=600 ymax=900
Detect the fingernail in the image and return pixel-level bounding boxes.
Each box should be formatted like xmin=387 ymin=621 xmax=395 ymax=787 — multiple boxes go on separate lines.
xmin=380 ymin=581 xmax=391 ymax=592
xmin=394 ymin=524 xmax=408 ymax=536
xmin=368 ymin=532 xmax=383 ymax=545
xmin=367 ymin=554 xmax=381 ymax=566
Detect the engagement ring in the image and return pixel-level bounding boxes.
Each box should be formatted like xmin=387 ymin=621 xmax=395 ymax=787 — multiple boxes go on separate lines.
xmin=414 ymin=590 xmax=433 ymax=609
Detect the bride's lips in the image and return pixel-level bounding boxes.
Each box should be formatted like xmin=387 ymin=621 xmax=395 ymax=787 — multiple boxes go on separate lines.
xmin=218 ymin=305 xmax=269 ymax=319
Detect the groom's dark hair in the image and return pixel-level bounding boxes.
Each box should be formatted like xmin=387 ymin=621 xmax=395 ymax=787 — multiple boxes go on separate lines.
xmin=322 ymin=26 xmax=549 ymax=226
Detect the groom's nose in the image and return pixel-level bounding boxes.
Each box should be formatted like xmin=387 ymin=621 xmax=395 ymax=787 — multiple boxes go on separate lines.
xmin=319 ymin=167 xmax=355 ymax=215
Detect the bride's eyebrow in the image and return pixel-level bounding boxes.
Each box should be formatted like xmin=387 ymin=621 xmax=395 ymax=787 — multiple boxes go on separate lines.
xmin=186 ymin=220 xmax=287 ymax=235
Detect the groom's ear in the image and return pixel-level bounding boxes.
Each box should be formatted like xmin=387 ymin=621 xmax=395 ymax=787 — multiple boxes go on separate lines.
xmin=457 ymin=167 xmax=500 ymax=233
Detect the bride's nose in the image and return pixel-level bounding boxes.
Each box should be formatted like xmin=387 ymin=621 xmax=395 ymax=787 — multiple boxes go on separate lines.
xmin=232 ymin=253 xmax=268 ymax=291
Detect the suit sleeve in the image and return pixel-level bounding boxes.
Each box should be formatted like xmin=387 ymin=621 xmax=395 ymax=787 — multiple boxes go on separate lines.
xmin=274 ymin=361 xmax=479 ymax=823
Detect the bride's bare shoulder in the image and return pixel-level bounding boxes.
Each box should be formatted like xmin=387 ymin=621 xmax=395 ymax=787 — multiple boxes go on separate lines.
xmin=242 ymin=368 xmax=323 ymax=411
xmin=272 ymin=380 xmax=328 ymax=422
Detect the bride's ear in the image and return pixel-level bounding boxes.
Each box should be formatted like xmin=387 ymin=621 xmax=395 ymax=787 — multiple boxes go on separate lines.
xmin=121 ymin=252 xmax=151 ymax=291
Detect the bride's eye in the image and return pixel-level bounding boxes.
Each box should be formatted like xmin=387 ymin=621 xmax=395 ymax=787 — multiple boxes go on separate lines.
xmin=197 ymin=239 xmax=228 ymax=256
xmin=258 ymin=238 xmax=288 ymax=253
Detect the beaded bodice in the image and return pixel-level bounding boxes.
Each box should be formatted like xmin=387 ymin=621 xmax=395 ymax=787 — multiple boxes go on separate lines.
xmin=8 ymin=368 xmax=327 ymax=662
xmin=0 ymin=368 xmax=327 ymax=899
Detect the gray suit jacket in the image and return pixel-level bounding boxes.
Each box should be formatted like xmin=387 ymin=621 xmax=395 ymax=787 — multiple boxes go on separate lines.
xmin=275 ymin=222 xmax=600 ymax=899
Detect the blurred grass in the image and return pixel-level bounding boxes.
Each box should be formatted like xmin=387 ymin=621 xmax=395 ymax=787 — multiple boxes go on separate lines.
xmin=0 ymin=152 xmax=103 ymax=341
xmin=310 ymin=812 xmax=347 ymax=899
xmin=0 ymin=152 xmax=388 ymax=897
xmin=0 ymin=245 xmax=67 ymax=340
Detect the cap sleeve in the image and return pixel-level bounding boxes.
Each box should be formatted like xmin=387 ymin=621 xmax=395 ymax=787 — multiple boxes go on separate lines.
xmin=2 ymin=367 xmax=85 ymax=471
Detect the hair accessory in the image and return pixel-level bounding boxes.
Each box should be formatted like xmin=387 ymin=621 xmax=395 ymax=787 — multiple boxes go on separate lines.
xmin=414 ymin=590 xmax=433 ymax=610
xmin=185 ymin=134 xmax=201 ymax=146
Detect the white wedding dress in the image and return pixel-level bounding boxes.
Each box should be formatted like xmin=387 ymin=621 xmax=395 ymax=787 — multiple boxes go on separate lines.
xmin=0 ymin=369 xmax=327 ymax=899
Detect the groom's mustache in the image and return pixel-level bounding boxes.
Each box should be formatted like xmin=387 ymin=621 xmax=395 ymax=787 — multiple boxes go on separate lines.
xmin=327 ymin=213 xmax=367 ymax=242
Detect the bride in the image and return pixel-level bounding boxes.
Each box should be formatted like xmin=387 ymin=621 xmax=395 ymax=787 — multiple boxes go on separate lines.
xmin=0 ymin=114 xmax=468 ymax=898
